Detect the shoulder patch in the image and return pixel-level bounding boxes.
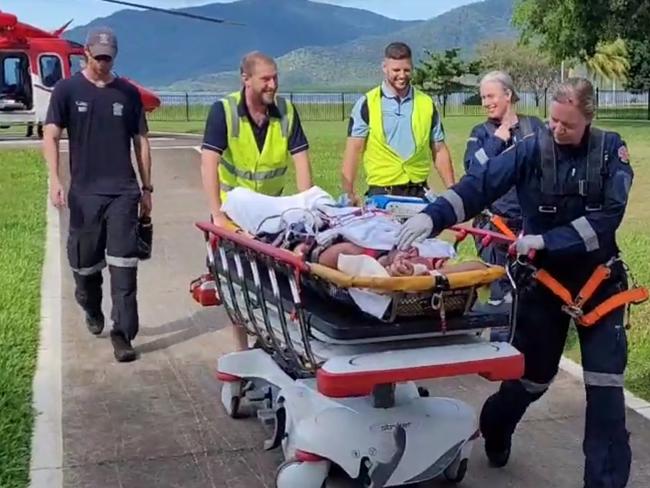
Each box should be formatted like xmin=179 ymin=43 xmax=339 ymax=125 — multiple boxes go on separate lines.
xmin=618 ymin=145 xmax=630 ymax=164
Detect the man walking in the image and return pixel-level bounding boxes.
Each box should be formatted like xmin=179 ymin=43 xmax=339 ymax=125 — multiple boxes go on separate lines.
xmin=42 ymin=26 xmax=152 ymax=362
xmin=341 ymin=42 xmax=455 ymax=204
xmin=200 ymin=51 xmax=313 ymax=351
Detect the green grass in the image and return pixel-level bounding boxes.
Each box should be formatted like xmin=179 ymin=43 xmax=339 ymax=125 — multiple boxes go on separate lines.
xmin=0 ymin=151 xmax=47 ymax=488
xmin=3 ymin=115 xmax=648 ymax=488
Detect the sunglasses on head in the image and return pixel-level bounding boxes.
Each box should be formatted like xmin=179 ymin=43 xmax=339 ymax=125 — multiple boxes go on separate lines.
xmin=93 ymin=55 xmax=113 ymax=62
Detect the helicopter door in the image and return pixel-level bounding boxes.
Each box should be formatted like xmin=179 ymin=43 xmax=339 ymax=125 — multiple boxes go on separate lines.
xmin=34 ymin=53 xmax=63 ymax=123
xmin=0 ymin=52 xmax=32 ymax=111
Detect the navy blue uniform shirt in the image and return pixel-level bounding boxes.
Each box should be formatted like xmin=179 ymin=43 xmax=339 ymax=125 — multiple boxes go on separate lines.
xmin=463 ymin=115 xmax=544 ymax=220
xmin=202 ymin=90 xmax=309 ymax=155
xmin=424 ymin=126 xmax=633 ymax=275
xmin=45 ymin=72 xmax=147 ymax=195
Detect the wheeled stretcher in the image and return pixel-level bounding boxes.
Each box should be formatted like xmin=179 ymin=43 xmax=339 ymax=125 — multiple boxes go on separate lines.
xmin=193 ymin=214 xmax=525 ymax=487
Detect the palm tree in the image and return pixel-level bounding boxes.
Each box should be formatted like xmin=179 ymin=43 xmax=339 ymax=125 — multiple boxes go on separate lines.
xmin=584 ymin=38 xmax=630 ymax=88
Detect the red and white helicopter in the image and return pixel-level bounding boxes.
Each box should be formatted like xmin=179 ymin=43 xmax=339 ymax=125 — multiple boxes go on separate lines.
xmin=0 ymin=0 xmax=239 ymax=137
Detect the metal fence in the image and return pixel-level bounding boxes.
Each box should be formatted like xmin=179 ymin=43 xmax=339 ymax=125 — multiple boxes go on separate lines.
xmin=148 ymin=89 xmax=650 ymax=122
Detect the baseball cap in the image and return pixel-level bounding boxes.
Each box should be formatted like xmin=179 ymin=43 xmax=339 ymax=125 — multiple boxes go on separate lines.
xmin=85 ymin=26 xmax=118 ymax=59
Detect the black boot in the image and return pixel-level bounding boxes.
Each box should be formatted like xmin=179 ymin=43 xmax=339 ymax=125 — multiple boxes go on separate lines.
xmin=479 ymin=395 xmax=512 ymax=468
xmin=85 ymin=310 xmax=105 ymax=335
xmin=110 ymin=329 xmax=137 ymax=362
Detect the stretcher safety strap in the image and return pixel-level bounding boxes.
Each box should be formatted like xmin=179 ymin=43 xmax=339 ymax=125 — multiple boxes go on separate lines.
xmin=440 ymin=189 xmax=465 ymax=223
xmin=106 ymin=255 xmax=138 ymax=268
xmin=584 ymin=371 xmax=625 ymax=388
xmin=308 ymin=262 xmax=504 ymax=292
xmin=72 ymin=259 xmax=106 ymax=276
xmin=571 ymin=216 xmax=600 ymax=252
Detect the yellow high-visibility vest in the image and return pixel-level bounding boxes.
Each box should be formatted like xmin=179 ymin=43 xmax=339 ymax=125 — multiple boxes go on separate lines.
xmin=363 ymin=85 xmax=435 ymax=186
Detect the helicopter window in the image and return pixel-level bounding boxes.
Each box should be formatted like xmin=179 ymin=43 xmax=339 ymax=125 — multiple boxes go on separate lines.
xmin=39 ymin=55 xmax=63 ymax=88
xmin=2 ymin=55 xmax=27 ymax=89
xmin=70 ymin=54 xmax=85 ymax=74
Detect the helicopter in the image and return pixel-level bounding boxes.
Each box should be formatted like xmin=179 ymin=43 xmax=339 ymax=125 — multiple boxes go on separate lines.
xmin=0 ymin=0 xmax=239 ymax=137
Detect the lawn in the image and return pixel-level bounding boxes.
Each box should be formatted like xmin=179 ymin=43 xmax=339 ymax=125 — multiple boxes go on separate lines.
xmin=0 ymin=150 xmax=47 ymax=488
xmin=1 ymin=114 xmax=647 ymax=488
xmin=150 ymin=115 xmax=650 ymax=397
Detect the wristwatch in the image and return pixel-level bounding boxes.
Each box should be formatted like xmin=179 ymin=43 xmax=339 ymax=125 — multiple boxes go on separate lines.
xmin=142 ymin=184 xmax=154 ymax=193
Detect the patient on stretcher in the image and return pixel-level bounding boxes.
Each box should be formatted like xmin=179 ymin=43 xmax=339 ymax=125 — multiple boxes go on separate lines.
xmin=220 ymin=186 xmax=488 ymax=277
xmin=294 ymin=241 xmax=488 ymax=276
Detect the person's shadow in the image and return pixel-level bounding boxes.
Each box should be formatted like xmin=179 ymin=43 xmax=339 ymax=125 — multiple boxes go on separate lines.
xmin=135 ymin=307 xmax=229 ymax=354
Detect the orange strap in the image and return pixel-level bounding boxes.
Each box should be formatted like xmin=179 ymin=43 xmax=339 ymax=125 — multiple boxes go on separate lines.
xmin=575 ymin=264 xmax=611 ymax=308
xmin=490 ymin=215 xmax=517 ymax=239
xmin=579 ymin=287 xmax=649 ymax=327
xmin=534 ymin=269 xmax=574 ymax=305
xmin=533 ymin=265 xmax=648 ymax=327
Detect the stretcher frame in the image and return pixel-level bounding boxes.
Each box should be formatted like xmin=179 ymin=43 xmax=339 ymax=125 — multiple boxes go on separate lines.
xmin=195 ymin=220 xmax=519 ymax=379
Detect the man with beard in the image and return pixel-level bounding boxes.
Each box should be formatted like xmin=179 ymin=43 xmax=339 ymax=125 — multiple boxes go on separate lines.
xmin=43 ymin=27 xmax=152 ymax=362
xmin=200 ymin=50 xmax=313 ymax=351
xmin=341 ymin=42 xmax=455 ymax=205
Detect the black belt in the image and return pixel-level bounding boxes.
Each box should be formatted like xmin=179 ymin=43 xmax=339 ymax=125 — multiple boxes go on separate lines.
xmin=366 ymin=182 xmax=426 ymax=197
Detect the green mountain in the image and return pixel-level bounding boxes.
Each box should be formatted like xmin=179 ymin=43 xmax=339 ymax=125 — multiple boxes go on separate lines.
xmin=63 ymin=0 xmax=419 ymax=87
xmin=166 ymin=0 xmax=517 ymax=92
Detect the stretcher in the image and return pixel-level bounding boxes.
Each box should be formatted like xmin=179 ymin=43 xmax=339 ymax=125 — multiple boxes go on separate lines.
xmin=192 ymin=207 xmax=525 ymax=487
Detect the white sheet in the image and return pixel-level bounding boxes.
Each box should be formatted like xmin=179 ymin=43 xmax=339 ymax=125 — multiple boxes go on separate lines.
xmin=221 ymin=186 xmax=337 ymax=235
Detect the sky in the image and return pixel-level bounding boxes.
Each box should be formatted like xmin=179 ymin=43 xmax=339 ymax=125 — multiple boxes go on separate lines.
xmin=2 ymin=0 xmax=477 ymax=30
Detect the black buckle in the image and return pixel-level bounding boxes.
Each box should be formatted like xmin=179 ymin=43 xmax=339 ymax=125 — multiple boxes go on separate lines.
xmin=538 ymin=205 xmax=557 ymax=214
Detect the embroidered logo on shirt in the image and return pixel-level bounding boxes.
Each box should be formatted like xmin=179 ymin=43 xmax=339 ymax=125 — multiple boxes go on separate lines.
xmin=75 ymin=101 xmax=88 ymax=113
xmin=113 ymin=102 xmax=123 ymax=117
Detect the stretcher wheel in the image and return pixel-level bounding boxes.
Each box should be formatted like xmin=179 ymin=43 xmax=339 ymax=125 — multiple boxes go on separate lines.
xmin=274 ymin=459 xmax=329 ymax=488
xmin=443 ymin=455 xmax=468 ymax=483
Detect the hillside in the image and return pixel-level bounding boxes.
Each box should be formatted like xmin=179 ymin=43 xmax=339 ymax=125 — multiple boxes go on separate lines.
xmin=63 ymin=0 xmax=419 ymax=87
xmin=167 ymin=0 xmax=517 ymax=92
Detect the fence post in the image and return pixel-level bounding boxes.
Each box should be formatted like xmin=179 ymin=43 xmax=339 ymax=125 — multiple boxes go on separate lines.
xmin=341 ymin=92 xmax=345 ymax=121
xmin=185 ymin=92 xmax=190 ymax=121
xmin=543 ymin=88 xmax=547 ymax=119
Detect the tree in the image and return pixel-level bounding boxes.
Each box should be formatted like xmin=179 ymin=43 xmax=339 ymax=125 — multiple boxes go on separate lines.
xmin=625 ymin=39 xmax=650 ymax=92
xmin=476 ymin=39 xmax=560 ymax=107
xmin=512 ymin=0 xmax=650 ymax=91
xmin=584 ymin=39 xmax=630 ymax=85
xmin=412 ymin=48 xmax=481 ymax=116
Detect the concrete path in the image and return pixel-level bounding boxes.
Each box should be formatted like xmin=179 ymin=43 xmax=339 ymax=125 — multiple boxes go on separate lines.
xmin=30 ymin=137 xmax=650 ymax=487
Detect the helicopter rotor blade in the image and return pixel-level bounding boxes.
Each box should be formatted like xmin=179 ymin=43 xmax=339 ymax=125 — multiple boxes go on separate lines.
xmin=100 ymin=0 xmax=244 ymax=26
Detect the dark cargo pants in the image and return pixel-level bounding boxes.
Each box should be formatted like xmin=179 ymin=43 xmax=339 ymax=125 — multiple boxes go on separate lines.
xmin=67 ymin=192 xmax=140 ymax=340
xmin=480 ymin=261 xmax=631 ymax=487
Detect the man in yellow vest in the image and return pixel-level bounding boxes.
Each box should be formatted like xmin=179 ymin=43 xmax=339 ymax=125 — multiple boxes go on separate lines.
xmin=200 ymin=51 xmax=313 ymax=350
xmin=341 ymin=42 xmax=455 ymax=203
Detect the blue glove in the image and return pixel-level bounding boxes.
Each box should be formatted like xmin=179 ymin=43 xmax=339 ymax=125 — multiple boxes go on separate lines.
xmin=396 ymin=213 xmax=434 ymax=250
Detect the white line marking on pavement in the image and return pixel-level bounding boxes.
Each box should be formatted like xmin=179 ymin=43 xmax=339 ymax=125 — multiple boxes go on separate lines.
xmin=560 ymin=356 xmax=650 ymax=420
xmin=29 ymin=190 xmax=63 ymax=488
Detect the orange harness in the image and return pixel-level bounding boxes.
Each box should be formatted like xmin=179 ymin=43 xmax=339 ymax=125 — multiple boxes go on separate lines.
xmin=531 ymin=258 xmax=648 ymax=327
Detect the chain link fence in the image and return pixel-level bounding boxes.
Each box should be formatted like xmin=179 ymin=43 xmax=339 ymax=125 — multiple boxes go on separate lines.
xmin=148 ymin=89 xmax=650 ymax=122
